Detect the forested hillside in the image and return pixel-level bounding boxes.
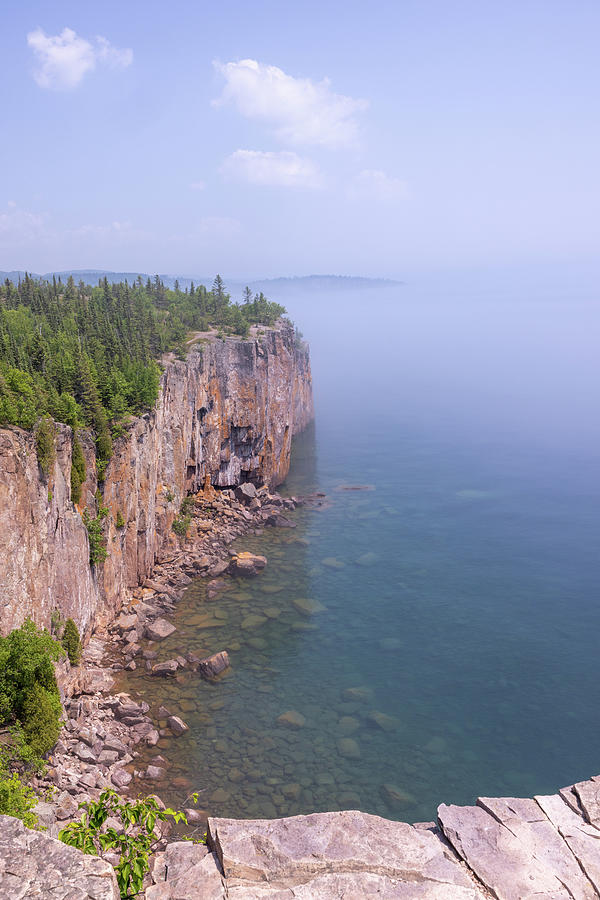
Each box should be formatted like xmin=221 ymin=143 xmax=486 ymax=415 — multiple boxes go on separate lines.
xmin=0 ymin=273 xmax=285 ymax=476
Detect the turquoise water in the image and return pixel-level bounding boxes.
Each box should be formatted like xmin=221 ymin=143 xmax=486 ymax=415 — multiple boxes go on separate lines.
xmin=122 ymin=280 xmax=600 ymax=823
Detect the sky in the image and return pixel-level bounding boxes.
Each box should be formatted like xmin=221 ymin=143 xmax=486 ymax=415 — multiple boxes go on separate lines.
xmin=0 ymin=0 xmax=599 ymax=280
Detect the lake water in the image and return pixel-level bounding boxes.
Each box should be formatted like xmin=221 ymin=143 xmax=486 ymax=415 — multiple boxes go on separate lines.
xmin=119 ymin=277 xmax=600 ymax=823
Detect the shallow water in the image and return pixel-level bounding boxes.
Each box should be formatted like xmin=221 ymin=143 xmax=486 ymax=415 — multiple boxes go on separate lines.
xmin=119 ymin=279 xmax=600 ymax=823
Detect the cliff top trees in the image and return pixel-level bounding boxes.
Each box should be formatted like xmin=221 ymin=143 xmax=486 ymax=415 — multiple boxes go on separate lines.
xmin=0 ymin=274 xmax=286 ymax=443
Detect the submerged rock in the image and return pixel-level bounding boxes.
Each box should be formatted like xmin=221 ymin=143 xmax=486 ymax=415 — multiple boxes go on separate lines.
xmin=167 ymin=716 xmax=189 ymax=737
xmin=197 ymin=651 xmax=230 ymax=679
xmin=151 ymin=660 xmax=179 ymax=677
xmin=277 ymin=710 xmax=306 ymax=729
xmin=380 ymin=783 xmax=417 ymax=809
xmin=292 ymin=597 xmax=326 ymax=615
xmin=367 ymin=710 xmax=401 ymax=732
xmin=337 ymin=737 xmax=361 ymax=759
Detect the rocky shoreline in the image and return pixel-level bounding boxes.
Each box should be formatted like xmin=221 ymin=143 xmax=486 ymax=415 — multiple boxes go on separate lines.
xmin=33 ymin=481 xmax=326 ymax=860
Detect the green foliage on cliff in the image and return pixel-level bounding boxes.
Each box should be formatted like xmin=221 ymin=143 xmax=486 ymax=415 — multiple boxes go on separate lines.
xmin=83 ymin=507 xmax=109 ymax=566
xmin=70 ymin=433 xmax=86 ymax=503
xmin=0 ymin=274 xmax=286 ymax=451
xmin=0 ymin=619 xmax=63 ymax=760
xmin=61 ymin=618 xmax=81 ymax=666
xmin=35 ymin=415 xmax=56 ymax=478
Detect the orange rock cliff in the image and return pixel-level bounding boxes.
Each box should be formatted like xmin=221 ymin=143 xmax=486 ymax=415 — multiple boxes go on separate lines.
xmin=0 ymin=322 xmax=313 ymax=638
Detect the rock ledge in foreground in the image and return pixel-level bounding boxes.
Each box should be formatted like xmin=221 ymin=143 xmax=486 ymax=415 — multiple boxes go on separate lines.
xmin=0 ymin=814 xmax=119 ymax=899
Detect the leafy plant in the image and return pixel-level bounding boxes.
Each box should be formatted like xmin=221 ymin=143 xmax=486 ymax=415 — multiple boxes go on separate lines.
xmin=165 ymin=490 xmax=174 ymax=503
xmin=35 ymin=416 xmax=56 ymax=478
xmin=61 ymin=618 xmax=81 ymax=666
xmin=0 ymin=763 xmax=39 ymax=829
xmin=172 ymin=495 xmax=194 ymax=539
xmin=59 ymin=789 xmax=204 ymax=898
xmin=116 ymin=510 xmax=125 ymax=529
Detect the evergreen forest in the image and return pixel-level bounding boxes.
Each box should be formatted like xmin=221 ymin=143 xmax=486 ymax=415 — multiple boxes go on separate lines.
xmin=0 ymin=273 xmax=285 ymax=473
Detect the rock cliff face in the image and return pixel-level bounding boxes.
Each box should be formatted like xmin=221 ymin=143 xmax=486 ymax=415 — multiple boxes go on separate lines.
xmin=0 ymin=323 xmax=313 ymax=638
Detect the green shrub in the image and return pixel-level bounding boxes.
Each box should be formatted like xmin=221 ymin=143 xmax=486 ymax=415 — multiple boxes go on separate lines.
xmin=165 ymin=490 xmax=174 ymax=503
xmin=0 ymin=765 xmax=39 ymax=829
xmin=83 ymin=509 xmax=108 ymax=566
xmin=35 ymin=416 xmax=56 ymax=478
xmin=61 ymin=619 xmax=81 ymax=666
xmin=70 ymin=434 xmax=86 ymax=504
xmin=0 ymin=620 xmax=63 ymax=760
xmin=60 ymin=789 xmax=203 ymax=899
xmin=50 ymin=609 xmax=64 ymax=637
xmin=180 ymin=495 xmax=195 ymax=516
xmin=171 ymin=514 xmax=191 ymax=539
xmin=21 ymin=683 xmax=61 ymax=758
xmin=116 ymin=510 xmax=125 ymax=529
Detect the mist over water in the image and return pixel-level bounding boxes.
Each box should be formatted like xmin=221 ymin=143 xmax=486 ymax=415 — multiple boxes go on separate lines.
xmin=123 ymin=277 xmax=600 ymax=822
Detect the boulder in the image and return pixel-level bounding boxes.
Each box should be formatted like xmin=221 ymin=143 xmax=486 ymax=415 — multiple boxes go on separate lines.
xmin=98 ymin=750 xmax=120 ymax=765
xmin=228 ymin=552 xmax=267 ymax=576
xmin=145 ymin=618 xmax=176 ymax=641
xmin=235 ymin=482 xmax=257 ymax=504
xmin=197 ymin=651 xmax=230 ymax=679
xmin=151 ymin=660 xmax=179 ymax=677
xmin=114 ymin=613 xmax=137 ymax=634
xmin=111 ymin=768 xmax=132 ymax=788
xmin=265 ymin=513 xmax=296 ymax=528
xmin=167 ymin=716 xmax=189 ymax=737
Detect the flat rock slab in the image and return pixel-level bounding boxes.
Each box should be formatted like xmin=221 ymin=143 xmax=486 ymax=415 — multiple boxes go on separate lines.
xmin=438 ymin=797 xmax=595 ymax=900
xmin=535 ymin=793 xmax=600 ymax=894
xmin=478 ymin=796 xmax=596 ymax=899
xmin=147 ymin=841 xmax=225 ymax=899
xmin=208 ymin=810 xmax=486 ymax=897
xmin=572 ymin=775 xmax=600 ymax=828
xmin=0 ymin=814 xmax=119 ymax=899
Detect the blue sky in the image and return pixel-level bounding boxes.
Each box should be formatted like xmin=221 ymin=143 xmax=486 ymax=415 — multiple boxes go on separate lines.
xmin=1 ymin=0 xmax=599 ymax=279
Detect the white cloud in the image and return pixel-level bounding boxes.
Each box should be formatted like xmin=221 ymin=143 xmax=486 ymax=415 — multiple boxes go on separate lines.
xmin=220 ymin=150 xmax=322 ymax=188
xmin=213 ymin=59 xmax=367 ymax=148
xmin=0 ymin=202 xmax=47 ymax=243
xmin=27 ymin=27 xmax=132 ymax=90
xmin=189 ymin=181 xmax=206 ymax=191
xmin=70 ymin=220 xmax=133 ymax=238
xmin=348 ymin=169 xmax=407 ymax=203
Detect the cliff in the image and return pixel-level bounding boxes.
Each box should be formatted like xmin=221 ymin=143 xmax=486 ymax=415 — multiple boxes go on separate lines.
xmin=0 ymin=323 xmax=313 ymax=638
